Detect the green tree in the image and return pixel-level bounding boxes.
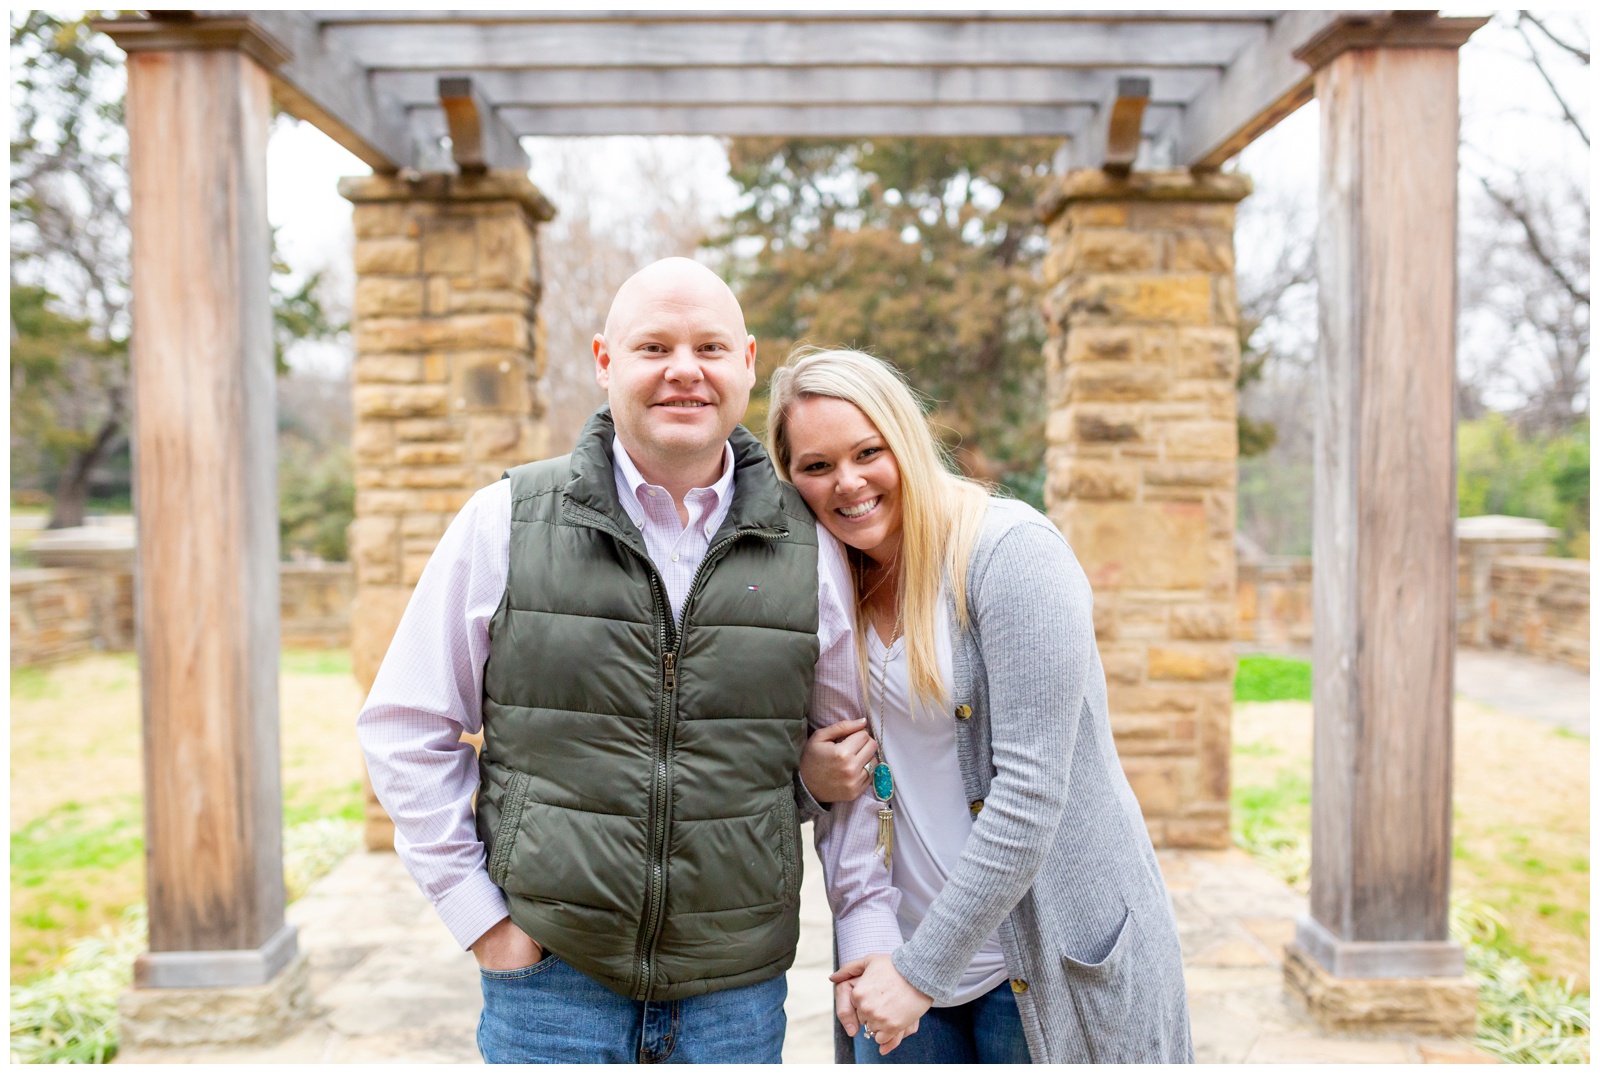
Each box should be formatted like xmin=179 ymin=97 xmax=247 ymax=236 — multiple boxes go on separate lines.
xmin=9 ymin=285 xmax=126 ymax=525
xmin=1458 ymin=414 xmax=1590 ymax=556
xmin=718 ymin=137 xmax=1057 ymax=503
xmin=11 ymin=12 xmax=347 ymax=529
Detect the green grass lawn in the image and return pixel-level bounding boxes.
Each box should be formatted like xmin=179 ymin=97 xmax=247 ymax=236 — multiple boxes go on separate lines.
xmin=1234 ymin=653 xmax=1312 ymax=702
xmin=9 ymin=649 xmax=366 ymax=984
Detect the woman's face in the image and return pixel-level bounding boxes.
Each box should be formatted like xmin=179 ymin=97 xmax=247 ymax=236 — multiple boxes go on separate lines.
xmin=784 ymin=395 xmax=903 ymax=564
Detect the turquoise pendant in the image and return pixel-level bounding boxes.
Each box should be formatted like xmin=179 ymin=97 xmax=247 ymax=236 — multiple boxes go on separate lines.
xmin=872 ymin=761 xmax=895 ymax=802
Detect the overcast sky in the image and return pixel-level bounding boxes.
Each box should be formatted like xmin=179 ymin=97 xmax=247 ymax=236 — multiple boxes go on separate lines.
xmin=264 ymin=11 xmax=1589 ymax=380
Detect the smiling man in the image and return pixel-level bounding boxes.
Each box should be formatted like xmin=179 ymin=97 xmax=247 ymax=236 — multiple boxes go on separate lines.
xmin=357 ymin=258 xmax=877 ymax=1064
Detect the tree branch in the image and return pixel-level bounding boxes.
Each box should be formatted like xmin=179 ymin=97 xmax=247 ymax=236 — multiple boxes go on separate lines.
xmin=1520 ymin=11 xmax=1590 ymax=65
xmin=1516 ymin=14 xmax=1589 ymax=147
xmin=1476 ymin=174 xmax=1591 ymax=309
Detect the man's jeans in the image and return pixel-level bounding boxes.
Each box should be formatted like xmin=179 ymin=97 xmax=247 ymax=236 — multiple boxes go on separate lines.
xmin=477 ymin=954 xmax=787 ymax=1064
xmin=852 ymin=981 xmax=1030 ymax=1064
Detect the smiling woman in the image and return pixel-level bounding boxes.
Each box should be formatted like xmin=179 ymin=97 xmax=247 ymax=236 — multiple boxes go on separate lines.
xmin=765 ymin=348 xmax=1193 ymax=1064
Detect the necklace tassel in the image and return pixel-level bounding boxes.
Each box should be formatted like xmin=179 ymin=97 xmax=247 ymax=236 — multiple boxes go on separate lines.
xmin=877 ymin=807 xmax=895 ymax=873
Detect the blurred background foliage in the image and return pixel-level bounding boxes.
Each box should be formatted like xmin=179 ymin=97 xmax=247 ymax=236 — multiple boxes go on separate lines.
xmin=717 ymin=136 xmax=1057 ymax=507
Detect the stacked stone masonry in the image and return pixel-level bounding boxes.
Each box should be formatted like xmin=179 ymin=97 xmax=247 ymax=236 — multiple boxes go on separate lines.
xmin=1237 ymin=547 xmax=1590 ymax=674
xmin=1040 ymin=170 xmax=1252 ymax=850
xmin=338 ymin=172 xmax=554 ymax=697
xmin=9 ymin=562 xmax=354 ymax=667
xmin=1485 ymin=557 xmax=1590 ymax=672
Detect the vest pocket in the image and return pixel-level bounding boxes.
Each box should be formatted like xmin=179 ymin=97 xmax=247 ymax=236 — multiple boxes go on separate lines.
xmin=776 ymin=790 xmax=800 ymax=909
xmin=488 ymin=771 xmax=532 ymax=888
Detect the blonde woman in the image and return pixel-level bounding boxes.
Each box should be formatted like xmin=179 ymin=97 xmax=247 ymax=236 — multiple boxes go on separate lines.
xmin=767 ymin=349 xmax=1191 ymax=1064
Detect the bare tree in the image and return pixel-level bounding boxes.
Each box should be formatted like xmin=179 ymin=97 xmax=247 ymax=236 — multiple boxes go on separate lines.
xmin=1459 ymin=11 xmax=1590 ymax=434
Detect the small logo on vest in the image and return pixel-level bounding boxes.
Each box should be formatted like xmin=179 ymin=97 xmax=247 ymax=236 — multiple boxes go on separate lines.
xmin=747 ymin=585 xmax=760 ymax=592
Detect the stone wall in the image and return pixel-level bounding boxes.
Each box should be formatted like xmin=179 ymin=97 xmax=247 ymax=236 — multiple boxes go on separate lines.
xmin=1236 ymin=557 xmax=1314 ymax=651
xmin=1236 ymin=550 xmax=1589 ymax=673
xmin=1040 ymin=170 xmax=1251 ymax=850
xmin=10 ymin=567 xmax=134 ymax=667
xmin=279 ymin=563 xmax=356 ymax=649
xmin=1486 ymin=557 xmax=1590 ymax=672
xmin=9 ymin=562 xmax=353 ymax=666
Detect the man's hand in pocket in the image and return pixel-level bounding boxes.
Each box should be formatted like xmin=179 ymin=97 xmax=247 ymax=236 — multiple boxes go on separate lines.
xmin=472 ymin=917 xmax=544 ymax=971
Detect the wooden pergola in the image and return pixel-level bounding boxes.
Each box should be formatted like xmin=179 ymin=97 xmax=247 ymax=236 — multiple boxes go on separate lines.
xmin=96 ymin=8 xmax=1485 ymax=1041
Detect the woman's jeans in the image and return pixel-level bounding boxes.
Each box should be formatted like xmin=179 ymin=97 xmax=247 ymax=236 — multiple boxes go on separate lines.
xmin=477 ymin=954 xmax=787 ymax=1064
xmin=852 ymin=982 xmax=1030 ymax=1064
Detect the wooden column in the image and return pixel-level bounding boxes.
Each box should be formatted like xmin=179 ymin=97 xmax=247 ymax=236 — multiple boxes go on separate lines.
xmin=1285 ymin=14 xmax=1486 ymax=1035
xmin=119 ymin=30 xmax=295 ymax=988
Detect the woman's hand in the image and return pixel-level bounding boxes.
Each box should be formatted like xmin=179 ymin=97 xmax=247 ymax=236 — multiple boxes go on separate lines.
xmin=830 ymin=953 xmax=933 ymax=1055
xmin=799 ymin=719 xmax=877 ymax=803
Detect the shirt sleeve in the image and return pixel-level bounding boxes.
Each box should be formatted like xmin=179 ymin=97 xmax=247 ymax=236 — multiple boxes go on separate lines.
xmin=354 ymin=480 xmax=512 ymax=951
xmin=809 ymin=526 xmax=904 ymax=961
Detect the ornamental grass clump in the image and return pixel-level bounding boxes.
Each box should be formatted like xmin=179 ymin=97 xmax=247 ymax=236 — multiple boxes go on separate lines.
xmin=8 ymin=904 xmax=145 ymax=1063
xmin=1452 ymin=898 xmax=1591 ymax=1064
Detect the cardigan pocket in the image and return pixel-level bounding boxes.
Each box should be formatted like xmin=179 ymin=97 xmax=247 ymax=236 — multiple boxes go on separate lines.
xmin=1062 ymin=908 xmax=1146 ymax=1062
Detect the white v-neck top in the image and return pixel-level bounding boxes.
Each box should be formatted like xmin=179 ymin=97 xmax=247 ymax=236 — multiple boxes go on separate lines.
xmin=867 ymin=598 xmax=1009 ymax=1006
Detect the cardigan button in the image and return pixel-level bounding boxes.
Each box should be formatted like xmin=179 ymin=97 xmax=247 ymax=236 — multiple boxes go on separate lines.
xmin=955 ymin=704 xmax=973 ymax=720
xmin=969 ymin=799 xmax=984 ymax=815
xmin=1011 ymin=979 xmax=1029 ymax=994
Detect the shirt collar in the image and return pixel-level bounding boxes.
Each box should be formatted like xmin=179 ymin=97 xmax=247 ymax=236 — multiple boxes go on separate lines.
xmin=612 ymin=435 xmax=737 ymax=526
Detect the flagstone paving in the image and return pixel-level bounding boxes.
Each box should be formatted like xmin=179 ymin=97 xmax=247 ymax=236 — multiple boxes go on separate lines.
xmin=115 ymin=839 xmax=1496 ymax=1064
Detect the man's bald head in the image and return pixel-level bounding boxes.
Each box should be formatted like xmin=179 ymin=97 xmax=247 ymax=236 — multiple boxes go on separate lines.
xmin=592 ymin=257 xmax=758 ymax=494
xmin=602 ymin=257 xmax=748 ymax=342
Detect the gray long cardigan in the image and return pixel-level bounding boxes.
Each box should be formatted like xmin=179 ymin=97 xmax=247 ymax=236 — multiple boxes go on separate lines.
xmin=833 ymin=497 xmax=1192 ymax=1063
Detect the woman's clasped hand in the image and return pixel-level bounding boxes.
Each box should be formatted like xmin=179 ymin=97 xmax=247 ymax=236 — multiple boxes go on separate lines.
xmin=830 ymin=953 xmax=933 ymax=1056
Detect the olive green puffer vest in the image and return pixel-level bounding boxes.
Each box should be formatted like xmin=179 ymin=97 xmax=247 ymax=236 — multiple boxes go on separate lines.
xmin=476 ymin=409 xmax=820 ymax=1001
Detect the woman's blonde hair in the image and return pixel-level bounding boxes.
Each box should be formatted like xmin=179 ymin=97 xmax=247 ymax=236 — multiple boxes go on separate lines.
xmin=767 ymin=348 xmax=991 ymax=714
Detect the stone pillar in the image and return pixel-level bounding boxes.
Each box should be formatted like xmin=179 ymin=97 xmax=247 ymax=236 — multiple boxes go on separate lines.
xmin=1455 ymin=515 xmax=1558 ymax=648
xmin=338 ymin=172 xmax=554 ymax=850
xmin=1039 ymin=170 xmax=1251 ymax=850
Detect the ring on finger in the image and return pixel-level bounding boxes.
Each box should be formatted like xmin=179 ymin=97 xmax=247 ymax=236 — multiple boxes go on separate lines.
xmin=863 ymin=1026 xmax=875 ymax=1041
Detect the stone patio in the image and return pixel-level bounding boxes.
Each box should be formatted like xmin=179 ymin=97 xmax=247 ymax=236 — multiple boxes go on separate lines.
xmin=115 ymin=838 xmax=1497 ymax=1064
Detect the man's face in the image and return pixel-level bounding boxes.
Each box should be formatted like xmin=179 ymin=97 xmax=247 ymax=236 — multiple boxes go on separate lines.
xmin=594 ymin=275 xmax=756 ymax=471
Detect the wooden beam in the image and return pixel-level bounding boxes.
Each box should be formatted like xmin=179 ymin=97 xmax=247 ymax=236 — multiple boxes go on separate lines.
xmin=325 ymin=18 xmax=1267 ymax=70
xmin=123 ymin=44 xmax=295 ymax=986
xmin=1173 ymin=9 xmax=1377 ymax=169
xmin=1103 ymin=76 xmax=1152 ymax=176
xmin=314 ymin=10 xmax=1283 ymax=25
xmin=234 ymin=12 xmax=411 ymax=174
xmin=488 ymin=103 xmax=1110 ymax=138
xmin=371 ymin=66 xmax=1219 ymax=109
xmin=1303 ymin=43 xmax=1466 ymax=977
xmin=437 ymin=76 xmax=528 ymax=174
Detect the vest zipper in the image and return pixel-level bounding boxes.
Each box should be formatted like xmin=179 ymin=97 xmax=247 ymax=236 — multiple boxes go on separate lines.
xmin=563 ymin=501 xmax=789 ymax=1000
xmin=632 ymin=525 xmax=787 ymax=1001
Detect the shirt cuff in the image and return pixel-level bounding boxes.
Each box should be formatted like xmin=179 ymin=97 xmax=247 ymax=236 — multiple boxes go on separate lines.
xmin=434 ymin=868 xmax=512 ymax=950
xmin=835 ymin=906 xmax=903 ymax=966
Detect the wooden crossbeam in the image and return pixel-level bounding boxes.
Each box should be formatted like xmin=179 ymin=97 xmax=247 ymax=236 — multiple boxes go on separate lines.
xmin=206 ymin=11 xmax=411 ymax=173
xmin=1173 ymin=9 xmax=1368 ymax=169
xmin=372 ymin=66 xmax=1218 ymax=110
xmin=485 ymin=103 xmax=1113 ymax=138
xmin=1103 ymin=77 xmax=1152 ymax=176
xmin=323 ymin=18 xmax=1267 ymax=70
xmin=437 ymin=76 xmax=529 ymax=173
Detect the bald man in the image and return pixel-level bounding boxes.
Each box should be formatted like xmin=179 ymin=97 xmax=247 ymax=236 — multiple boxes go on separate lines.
xmin=358 ymin=259 xmax=873 ymax=1063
